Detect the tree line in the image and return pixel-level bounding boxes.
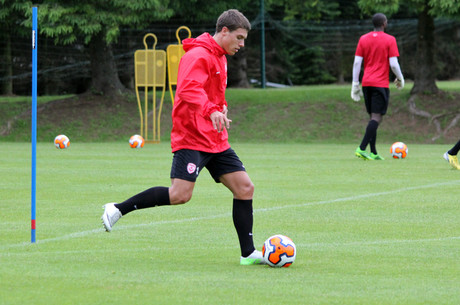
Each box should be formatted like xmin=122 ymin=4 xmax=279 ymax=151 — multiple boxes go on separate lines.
xmin=0 ymin=0 xmax=459 ymax=97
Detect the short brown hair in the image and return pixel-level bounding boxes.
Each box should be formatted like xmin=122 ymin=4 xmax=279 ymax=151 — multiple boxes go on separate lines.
xmin=216 ymin=9 xmax=251 ymax=33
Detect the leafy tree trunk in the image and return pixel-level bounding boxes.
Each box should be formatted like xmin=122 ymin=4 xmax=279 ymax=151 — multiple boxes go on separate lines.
xmin=1 ymin=32 xmax=13 ymax=95
xmin=87 ymin=31 xmax=126 ymax=96
xmin=411 ymin=4 xmax=438 ymax=95
xmin=335 ymin=32 xmax=345 ymax=84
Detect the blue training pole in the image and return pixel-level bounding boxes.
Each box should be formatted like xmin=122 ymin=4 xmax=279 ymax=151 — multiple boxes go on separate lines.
xmin=31 ymin=6 xmax=38 ymax=243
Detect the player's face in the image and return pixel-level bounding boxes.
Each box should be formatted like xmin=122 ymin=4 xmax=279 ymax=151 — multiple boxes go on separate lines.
xmin=221 ymin=27 xmax=248 ymax=56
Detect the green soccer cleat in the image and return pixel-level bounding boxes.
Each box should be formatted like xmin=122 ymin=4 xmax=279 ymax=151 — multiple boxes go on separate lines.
xmin=370 ymin=153 xmax=385 ymax=160
xmin=240 ymin=250 xmax=266 ymax=265
xmin=355 ymin=147 xmax=372 ymax=160
xmin=443 ymin=152 xmax=460 ymax=170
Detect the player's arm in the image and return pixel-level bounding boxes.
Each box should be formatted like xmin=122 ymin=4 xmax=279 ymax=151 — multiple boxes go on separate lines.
xmin=352 ymin=56 xmax=363 ymax=83
xmin=176 ymin=55 xmax=220 ymax=115
xmin=351 ymin=56 xmax=363 ymax=101
xmin=389 ymin=57 xmax=404 ymax=89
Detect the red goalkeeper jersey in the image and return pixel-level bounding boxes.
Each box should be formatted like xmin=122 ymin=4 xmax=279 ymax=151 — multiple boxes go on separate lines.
xmin=355 ymin=31 xmax=399 ymax=88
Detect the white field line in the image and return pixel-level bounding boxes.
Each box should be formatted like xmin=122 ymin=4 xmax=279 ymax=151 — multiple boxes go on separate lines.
xmin=3 ymin=236 xmax=460 ymax=257
xmin=1 ymin=180 xmax=460 ymax=251
xmin=256 ymin=179 xmax=460 ymax=213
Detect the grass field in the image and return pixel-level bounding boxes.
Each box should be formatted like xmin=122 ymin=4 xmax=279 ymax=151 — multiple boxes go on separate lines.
xmin=2 ymin=81 xmax=460 ymax=144
xmin=1 ymin=142 xmax=459 ymax=305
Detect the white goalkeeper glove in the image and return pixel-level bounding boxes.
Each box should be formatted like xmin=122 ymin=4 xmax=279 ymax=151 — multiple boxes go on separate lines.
xmin=351 ymin=81 xmax=363 ymax=102
xmin=394 ymin=77 xmax=404 ymax=90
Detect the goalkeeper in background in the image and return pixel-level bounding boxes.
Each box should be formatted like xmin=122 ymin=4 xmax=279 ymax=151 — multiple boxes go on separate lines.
xmin=351 ymin=13 xmax=404 ymax=160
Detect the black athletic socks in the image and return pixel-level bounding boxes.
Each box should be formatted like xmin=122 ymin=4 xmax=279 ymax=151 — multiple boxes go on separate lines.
xmin=369 ymin=128 xmax=378 ymax=155
xmin=360 ymin=119 xmax=379 ymax=153
xmin=114 ymin=190 xmax=256 ymax=256
xmin=448 ymin=139 xmax=460 ymax=155
xmin=232 ymin=199 xmax=256 ymax=257
xmin=114 ymin=186 xmax=170 ymax=215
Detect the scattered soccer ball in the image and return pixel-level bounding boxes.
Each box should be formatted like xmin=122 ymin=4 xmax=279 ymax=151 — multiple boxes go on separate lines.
xmin=262 ymin=234 xmax=296 ymax=268
xmin=390 ymin=141 xmax=408 ymax=159
xmin=54 ymin=134 xmax=70 ymax=149
xmin=129 ymin=134 xmax=145 ymax=148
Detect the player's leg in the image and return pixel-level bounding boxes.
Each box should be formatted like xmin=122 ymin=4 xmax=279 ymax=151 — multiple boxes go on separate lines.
xmin=355 ymin=87 xmax=373 ymax=160
xmin=360 ymin=116 xmax=379 ymax=153
xmin=219 ymin=171 xmax=264 ymax=265
xmin=102 ymin=149 xmax=200 ymax=232
xmin=101 ymin=185 xmax=170 ymax=232
xmin=359 ymin=87 xmax=388 ymax=160
xmin=219 ymin=171 xmax=255 ymax=257
xmin=101 ymin=179 xmax=195 ymax=232
xmin=368 ymin=112 xmax=384 ymax=160
xmin=206 ymin=148 xmax=264 ymax=264
xmin=448 ymin=139 xmax=460 ymax=156
xmin=370 ymin=88 xmax=389 ymax=158
xmin=444 ymin=139 xmax=460 ymax=169
xmin=220 ymin=170 xmax=254 ymax=200
xmin=115 ymin=178 xmax=194 ymax=213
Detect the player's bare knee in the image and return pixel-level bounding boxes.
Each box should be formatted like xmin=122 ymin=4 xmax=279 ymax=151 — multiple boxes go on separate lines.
xmin=178 ymin=192 xmax=193 ymax=204
xmin=169 ymin=191 xmax=192 ymax=205
xmin=371 ymin=113 xmax=382 ymax=123
xmin=247 ymin=181 xmax=255 ymax=196
xmin=237 ymin=181 xmax=254 ymax=199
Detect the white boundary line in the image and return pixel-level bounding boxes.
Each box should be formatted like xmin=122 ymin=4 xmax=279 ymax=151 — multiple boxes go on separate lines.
xmin=1 ymin=180 xmax=459 ymax=251
xmin=4 ymin=236 xmax=460 ymax=257
xmin=257 ymin=179 xmax=460 ymax=212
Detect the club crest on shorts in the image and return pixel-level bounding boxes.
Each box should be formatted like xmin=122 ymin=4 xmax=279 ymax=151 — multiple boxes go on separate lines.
xmin=187 ymin=163 xmax=197 ymax=174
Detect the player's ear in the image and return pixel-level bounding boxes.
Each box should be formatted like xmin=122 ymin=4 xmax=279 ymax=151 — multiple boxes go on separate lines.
xmin=221 ymin=26 xmax=230 ymax=35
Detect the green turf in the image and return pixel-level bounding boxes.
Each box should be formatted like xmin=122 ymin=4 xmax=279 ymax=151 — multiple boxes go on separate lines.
xmin=1 ymin=142 xmax=459 ymax=304
xmin=2 ymin=80 xmax=460 ymax=144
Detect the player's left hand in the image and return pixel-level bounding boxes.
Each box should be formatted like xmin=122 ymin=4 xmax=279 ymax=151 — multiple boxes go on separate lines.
xmin=210 ymin=110 xmax=232 ymax=133
xmin=394 ymin=77 xmax=404 ymax=90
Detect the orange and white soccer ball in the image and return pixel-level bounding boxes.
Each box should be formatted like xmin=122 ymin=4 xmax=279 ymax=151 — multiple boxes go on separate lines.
xmin=129 ymin=134 xmax=145 ymax=148
xmin=54 ymin=134 xmax=70 ymax=149
xmin=262 ymin=234 xmax=296 ymax=267
xmin=390 ymin=141 xmax=408 ymax=159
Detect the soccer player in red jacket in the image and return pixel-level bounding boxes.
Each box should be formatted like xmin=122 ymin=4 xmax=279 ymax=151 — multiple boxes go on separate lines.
xmin=351 ymin=13 xmax=404 ymax=160
xmin=101 ymin=9 xmax=265 ymax=265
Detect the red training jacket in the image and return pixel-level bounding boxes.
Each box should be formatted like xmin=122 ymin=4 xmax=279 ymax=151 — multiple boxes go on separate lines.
xmin=171 ymin=33 xmax=230 ymax=153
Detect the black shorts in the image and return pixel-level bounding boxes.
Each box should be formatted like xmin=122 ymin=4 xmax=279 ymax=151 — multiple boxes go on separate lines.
xmin=170 ymin=148 xmax=246 ymax=183
xmin=363 ymin=87 xmax=390 ymax=115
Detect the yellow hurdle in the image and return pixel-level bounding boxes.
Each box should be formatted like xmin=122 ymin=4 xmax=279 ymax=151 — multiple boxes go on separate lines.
xmin=166 ymin=26 xmax=191 ymax=105
xmin=134 ymin=33 xmax=166 ymax=143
